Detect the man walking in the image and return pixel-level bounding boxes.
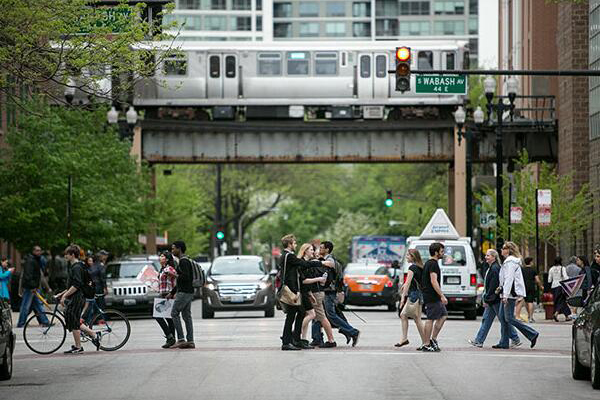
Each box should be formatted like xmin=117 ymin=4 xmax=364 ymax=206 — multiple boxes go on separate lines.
xmin=89 ymin=250 xmax=109 ymax=311
xmin=421 ymin=242 xmax=448 ymax=352
xmin=17 ymin=245 xmax=51 ymax=327
xmin=170 ymin=240 xmax=195 ymax=349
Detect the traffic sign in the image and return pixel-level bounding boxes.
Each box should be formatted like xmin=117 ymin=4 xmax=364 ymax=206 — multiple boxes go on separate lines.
xmin=415 ymin=75 xmax=467 ymax=94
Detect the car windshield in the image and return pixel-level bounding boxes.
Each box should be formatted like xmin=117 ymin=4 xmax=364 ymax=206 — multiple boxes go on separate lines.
xmin=414 ymin=245 xmax=467 ymax=266
xmin=210 ymin=258 xmax=264 ymax=275
xmin=345 ymin=265 xmax=388 ymax=276
xmin=106 ymin=262 xmax=157 ymax=279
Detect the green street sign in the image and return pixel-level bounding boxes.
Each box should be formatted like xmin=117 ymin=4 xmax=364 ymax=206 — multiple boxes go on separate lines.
xmin=415 ymin=74 xmax=467 ymax=95
xmin=78 ymin=7 xmax=132 ymax=34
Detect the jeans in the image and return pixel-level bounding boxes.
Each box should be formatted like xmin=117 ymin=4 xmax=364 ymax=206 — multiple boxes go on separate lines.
xmin=552 ymin=286 xmax=571 ymax=318
xmin=17 ymin=289 xmax=49 ymax=327
xmin=312 ymin=292 xmax=358 ymax=343
xmin=171 ymin=292 xmax=194 ymax=342
xmin=474 ymin=302 xmax=519 ymax=344
xmin=155 ymin=317 xmax=175 ymax=339
xmin=498 ymin=298 xmax=539 ymax=347
xmin=282 ymin=305 xmax=304 ymax=345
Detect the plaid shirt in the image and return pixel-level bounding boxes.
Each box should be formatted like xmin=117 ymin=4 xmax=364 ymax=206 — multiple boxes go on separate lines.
xmin=159 ymin=266 xmax=177 ymax=295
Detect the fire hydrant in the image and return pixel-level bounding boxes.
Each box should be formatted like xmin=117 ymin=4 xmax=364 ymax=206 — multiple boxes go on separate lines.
xmin=541 ymin=292 xmax=554 ymax=320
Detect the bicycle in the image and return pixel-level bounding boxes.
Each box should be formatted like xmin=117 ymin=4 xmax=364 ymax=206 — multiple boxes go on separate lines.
xmin=22 ymin=290 xmax=131 ymax=355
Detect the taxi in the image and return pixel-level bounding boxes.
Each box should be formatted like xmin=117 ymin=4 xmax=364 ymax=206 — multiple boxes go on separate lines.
xmin=343 ymin=262 xmax=399 ymax=311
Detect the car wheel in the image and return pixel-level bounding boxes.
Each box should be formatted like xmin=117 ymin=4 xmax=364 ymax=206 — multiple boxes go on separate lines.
xmin=265 ymin=305 xmax=275 ymax=318
xmin=387 ymin=302 xmax=397 ymax=312
xmin=572 ymin=334 xmax=590 ymax=381
xmin=0 ymin=341 xmax=12 ymax=381
xmin=592 ymin=336 xmax=600 ymax=389
xmin=201 ymin=303 xmax=214 ymax=319
xmin=464 ymin=310 xmax=477 ymax=320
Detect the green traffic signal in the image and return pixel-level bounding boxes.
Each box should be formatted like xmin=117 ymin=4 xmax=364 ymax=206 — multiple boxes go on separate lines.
xmin=385 ymin=198 xmax=394 ymax=207
xmin=216 ymin=231 xmax=225 ymax=240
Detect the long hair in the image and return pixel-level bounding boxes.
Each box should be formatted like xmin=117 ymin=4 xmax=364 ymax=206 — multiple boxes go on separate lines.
xmin=577 ymin=255 xmax=589 ymax=267
xmin=487 ymin=249 xmax=500 ymax=264
xmin=297 ymin=243 xmax=313 ymax=260
xmin=407 ymin=248 xmax=424 ymax=268
xmin=503 ymin=241 xmax=522 ymax=259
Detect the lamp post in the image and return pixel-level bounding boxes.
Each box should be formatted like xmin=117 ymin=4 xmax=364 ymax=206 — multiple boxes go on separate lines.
xmin=107 ymin=105 xmax=138 ymax=139
xmin=64 ymin=78 xmax=76 ymax=105
xmin=483 ymin=76 xmax=518 ymax=250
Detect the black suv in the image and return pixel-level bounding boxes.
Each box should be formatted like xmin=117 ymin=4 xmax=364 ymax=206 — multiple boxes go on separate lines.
xmin=0 ymin=300 xmax=15 ymax=380
xmin=570 ymin=285 xmax=600 ymax=389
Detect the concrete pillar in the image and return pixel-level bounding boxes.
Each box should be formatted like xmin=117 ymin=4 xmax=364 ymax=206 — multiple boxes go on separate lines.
xmin=453 ymin=126 xmax=467 ymax=236
xmin=130 ymin=125 xmax=142 ymax=162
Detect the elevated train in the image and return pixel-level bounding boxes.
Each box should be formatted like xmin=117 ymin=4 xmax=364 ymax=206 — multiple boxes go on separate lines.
xmin=132 ymin=40 xmax=470 ymax=121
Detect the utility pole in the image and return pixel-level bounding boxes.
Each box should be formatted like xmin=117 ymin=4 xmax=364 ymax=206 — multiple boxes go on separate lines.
xmin=215 ymin=164 xmax=222 ymax=258
xmin=67 ymin=175 xmax=72 ymax=243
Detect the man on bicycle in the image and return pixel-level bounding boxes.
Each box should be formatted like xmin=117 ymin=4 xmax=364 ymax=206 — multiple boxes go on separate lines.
xmin=56 ymin=244 xmax=101 ymax=354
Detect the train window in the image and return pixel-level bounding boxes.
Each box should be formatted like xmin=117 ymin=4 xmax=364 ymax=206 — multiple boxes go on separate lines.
xmin=463 ymin=51 xmax=470 ymax=69
xmin=225 ymin=55 xmax=236 ymax=78
xmin=258 ymin=52 xmax=282 ymax=75
xmin=417 ymin=51 xmax=433 ymax=70
xmin=210 ymin=55 xmax=220 ymax=78
xmin=341 ymin=51 xmax=347 ymax=67
xmin=287 ymin=52 xmax=309 ymax=75
xmin=360 ymin=55 xmax=371 ymax=78
xmin=315 ymin=52 xmax=338 ymax=75
xmin=163 ymin=54 xmax=187 ymax=76
xmin=375 ymin=55 xmax=386 ymax=78
xmin=445 ymin=52 xmax=456 ymax=70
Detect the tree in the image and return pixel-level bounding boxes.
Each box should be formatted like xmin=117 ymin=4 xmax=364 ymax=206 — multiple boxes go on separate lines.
xmin=319 ymin=211 xmax=377 ymax=266
xmin=0 ymin=99 xmax=151 ymax=254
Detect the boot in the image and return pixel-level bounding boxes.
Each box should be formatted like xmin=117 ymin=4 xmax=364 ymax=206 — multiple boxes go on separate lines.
xmin=162 ymin=335 xmax=176 ymax=349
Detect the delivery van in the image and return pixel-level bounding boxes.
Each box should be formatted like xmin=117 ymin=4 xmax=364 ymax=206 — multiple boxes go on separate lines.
xmin=402 ymin=209 xmax=480 ymax=320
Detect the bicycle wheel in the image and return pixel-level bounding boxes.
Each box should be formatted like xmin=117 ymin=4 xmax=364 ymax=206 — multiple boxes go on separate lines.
xmin=23 ymin=312 xmax=66 ymax=355
xmin=91 ymin=309 xmax=130 ymax=351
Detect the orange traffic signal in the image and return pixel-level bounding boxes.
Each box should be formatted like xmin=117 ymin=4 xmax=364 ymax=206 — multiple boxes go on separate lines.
xmin=395 ymin=47 xmax=411 ymax=92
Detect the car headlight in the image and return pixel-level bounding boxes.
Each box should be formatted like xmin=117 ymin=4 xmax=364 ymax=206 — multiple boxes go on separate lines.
xmin=258 ymin=281 xmax=269 ymax=290
xmin=206 ymin=283 xmax=217 ymax=291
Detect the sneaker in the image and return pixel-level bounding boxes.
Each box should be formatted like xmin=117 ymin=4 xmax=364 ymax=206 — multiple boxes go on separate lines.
xmin=492 ymin=344 xmax=508 ymax=349
xmin=64 ymin=346 xmax=84 ymax=354
xmin=320 ymin=341 xmax=337 ymax=348
xmin=92 ymin=332 xmax=102 ymax=351
xmin=510 ymin=341 xmax=522 ymax=349
xmin=169 ymin=339 xmax=187 ymax=349
xmin=181 ymin=341 xmax=195 ymax=349
xmin=309 ymin=340 xmax=323 ymax=347
xmin=530 ymin=333 xmax=539 ymax=349
xmin=421 ymin=345 xmax=437 ymax=352
xmin=529 ymin=317 xmax=536 ymax=323
xmin=162 ymin=336 xmax=176 ymax=349
xmin=468 ymin=339 xmax=483 ymax=348
xmin=431 ymin=338 xmax=440 ymax=352
xmin=416 ymin=345 xmax=426 ymax=351
xmin=351 ymin=331 xmax=361 ymax=347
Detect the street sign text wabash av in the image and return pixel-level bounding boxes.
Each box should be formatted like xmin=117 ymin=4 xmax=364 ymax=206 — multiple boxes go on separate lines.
xmin=415 ymin=75 xmax=467 ymax=94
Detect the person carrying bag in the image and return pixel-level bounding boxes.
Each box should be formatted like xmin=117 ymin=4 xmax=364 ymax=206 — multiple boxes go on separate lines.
xmin=396 ymin=249 xmax=426 ymax=349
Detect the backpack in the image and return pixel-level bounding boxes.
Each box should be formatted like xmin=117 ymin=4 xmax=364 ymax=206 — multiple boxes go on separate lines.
xmin=80 ymin=264 xmax=95 ymax=299
xmin=181 ymin=256 xmax=206 ymax=288
xmin=324 ymin=256 xmax=344 ymax=292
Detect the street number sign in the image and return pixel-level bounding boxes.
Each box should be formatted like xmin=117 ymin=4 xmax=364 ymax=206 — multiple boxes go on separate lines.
xmin=415 ymin=75 xmax=467 ymax=95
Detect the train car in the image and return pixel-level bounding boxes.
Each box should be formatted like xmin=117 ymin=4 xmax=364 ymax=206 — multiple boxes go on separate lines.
xmin=132 ymin=40 xmax=469 ymax=121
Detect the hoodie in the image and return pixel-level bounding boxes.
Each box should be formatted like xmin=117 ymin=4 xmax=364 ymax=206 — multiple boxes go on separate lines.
xmin=499 ymin=255 xmax=526 ymax=299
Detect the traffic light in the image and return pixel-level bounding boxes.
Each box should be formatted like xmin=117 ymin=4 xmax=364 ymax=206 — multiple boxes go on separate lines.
xmin=385 ymin=190 xmax=394 ymax=207
xmin=215 ymin=227 xmax=225 ymax=241
xmin=395 ymin=46 xmax=411 ymax=92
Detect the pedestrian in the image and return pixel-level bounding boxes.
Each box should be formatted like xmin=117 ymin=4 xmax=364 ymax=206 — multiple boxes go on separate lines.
xmin=591 ymin=248 xmax=600 ymax=287
xmin=515 ymin=257 xmax=543 ymax=323
xmin=156 ymin=251 xmax=177 ymax=349
xmin=565 ymin=256 xmax=581 ymax=278
xmin=0 ymin=258 xmax=15 ymax=305
xmin=421 ymin=242 xmax=448 ymax=352
xmin=81 ymin=255 xmax=97 ymax=323
xmin=17 ymin=245 xmax=51 ymax=328
xmin=169 ymin=240 xmax=195 ymax=349
xmin=547 ymin=257 xmax=571 ymax=322
xmin=315 ymin=241 xmax=360 ymax=347
xmin=56 ymin=244 xmax=101 ymax=354
xmin=296 ymin=243 xmax=329 ymax=349
xmin=89 ymin=250 xmax=109 ymax=312
xmin=468 ymin=249 xmax=521 ymax=348
xmin=396 ymin=248 xmax=426 ymax=349
xmin=494 ymin=241 xmax=539 ymax=349
xmin=576 ymin=255 xmax=593 ymax=300
xmin=279 ymin=234 xmax=333 ymax=351
xmin=49 ymin=254 xmax=69 ymax=294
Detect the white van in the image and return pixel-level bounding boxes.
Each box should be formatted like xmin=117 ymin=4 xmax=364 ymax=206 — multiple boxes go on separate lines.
xmin=402 ymin=209 xmax=481 ymax=320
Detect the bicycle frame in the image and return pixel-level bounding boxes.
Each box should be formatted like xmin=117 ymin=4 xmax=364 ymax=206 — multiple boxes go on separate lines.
xmin=34 ymin=290 xmax=64 ymax=335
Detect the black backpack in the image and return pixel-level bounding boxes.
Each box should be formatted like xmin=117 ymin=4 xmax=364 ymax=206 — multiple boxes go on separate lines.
xmin=80 ymin=264 xmax=95 ymax=299
xmin=181 ymin=256 xmax=206 ymax=288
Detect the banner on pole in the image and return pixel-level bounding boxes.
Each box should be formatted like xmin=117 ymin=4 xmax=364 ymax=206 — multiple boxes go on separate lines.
xmin=510 ymin=207 xmax=522 ymax=223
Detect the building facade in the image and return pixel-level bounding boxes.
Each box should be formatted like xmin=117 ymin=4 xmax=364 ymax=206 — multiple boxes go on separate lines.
xmin=590 ymin=0 xmax=600 ymax=252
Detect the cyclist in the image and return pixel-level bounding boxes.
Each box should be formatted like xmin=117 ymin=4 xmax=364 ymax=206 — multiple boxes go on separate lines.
xmin=56 ymin=244 xmax=101 ymax=354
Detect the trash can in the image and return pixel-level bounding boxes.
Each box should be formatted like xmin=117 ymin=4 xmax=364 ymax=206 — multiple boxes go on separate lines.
xmin=541 ymin=292 xmax=554 ymax=320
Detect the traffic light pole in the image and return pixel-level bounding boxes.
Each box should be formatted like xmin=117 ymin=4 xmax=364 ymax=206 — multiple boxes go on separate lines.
xmin=215 ymin=163 xmax=223 ymax=257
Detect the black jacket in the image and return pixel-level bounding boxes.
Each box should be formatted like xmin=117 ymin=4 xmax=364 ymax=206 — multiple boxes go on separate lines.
xmin=279 ymin=250 xmax=322 ymax=294
xmin=22 ymin=254 xmax=43 ymax=290
xmin=483 ymin=261 xmax=501 ymax=304
xmin=174 ymin=256 xmax=194 ymax=294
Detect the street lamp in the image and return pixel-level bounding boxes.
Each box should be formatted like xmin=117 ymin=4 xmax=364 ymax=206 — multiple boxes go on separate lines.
xmin=64 ymin=78 xmax=76 ymax=104
xmin=107 ymin=105 xmax=138 ymax=140
xmin=483 ymin=76 xmax=517 ymax=250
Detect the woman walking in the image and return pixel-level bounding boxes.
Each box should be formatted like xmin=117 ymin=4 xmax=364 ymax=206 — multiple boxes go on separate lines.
xmin=515 ymin=257 xmax=543 ymax=323
xmin=396 ymin=249 xmax=426 ymax=349
xmin=495 ymin=242 xmax=539 ymax=349
xmin=548 ymin=257 xmax=571 ymax=321
xmin=156 ymin=251 xmax=178 ymax=349
xmin=0 ymin=258 xmax=14 ymax=305
xmin=297 ymin=243 xmax=327 ymax=349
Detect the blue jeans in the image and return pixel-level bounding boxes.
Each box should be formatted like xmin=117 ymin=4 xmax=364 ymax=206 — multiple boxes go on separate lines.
xmin=312 ymin=292 xmax=358 ymax=343
xmin=17 ymin=289 xmax=49 ymax=327
xmin=498 ymin=298 xmax=539 ymax=347
xmin=474 ymin=302 xmax=519 ymax=344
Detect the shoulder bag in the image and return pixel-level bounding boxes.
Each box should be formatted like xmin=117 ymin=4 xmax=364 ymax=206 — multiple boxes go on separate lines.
xmin=277 ymin=253 xmax=301 ymax=310
xmin=401 ymin=267 xmax=423 ymax=319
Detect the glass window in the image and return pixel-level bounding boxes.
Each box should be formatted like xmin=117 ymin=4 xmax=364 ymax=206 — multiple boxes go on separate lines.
xmin=274 ymin=2 xmax=292 ymax=17
xmin=325 ymin=22 xmax=346 ymax=37
xmin=232 ymin=0 xmax=251 ymax=10
xmin=434 ymin=20 xmax=465 ymax=35
xmin=164 ymin=54 xmax=187 ymax=75
xmin=299 ymin=22 xmax=319 ymax=37
xmin=327 ymin=2 xmax=346 ymax=17
xmin=209 ymin=55 xmax=220 ymax=78
xmin=469 ymin=0 xmax=478 ymax=15
xmin=287 ymin=52 xmax=309 ymax=75
xmin=376 ymin=55 xmax=387 ymax=78
xmin=414 ymin=245 xmax=467 ymax=266
xmin=210 ymin=258 xmax=264 ymax=275
xmin=376 ymin=0 xmax=398 ymax=16
xmin=206 ymin=16 xmax=227 ymax=31
xmin=178 ymin=0 xmax=202 ymax=9
xmin=232 ymin=16 xmax=251 ymax=31
xmin=463 ymin=50 xmax=470 ymax=69
xmin=299 ymin=2 xmax=320 ymax=17
xmin=211 ymin=0 xmax=226 ymax=10
xmin=399 ymin=21 xmax=430 ymax=36
xmin=434 ymin=0 xmax=465 ymax=15
xmin=445 ymin=52 xmax=455 ymax=70
xmin=257 ymin=16 xmax=262 ymax=31
xmin=180 ymin=15 xmax=202 ymax=31
xmin=258 ymin=53 xmax=282 ymax=75
xmin=399 ymin=1 xmax=430 ymax=15
xmin=376 ymin=19 xmax=398 ymax=36
xmin=257 ymin=0 xmax=262 ymax=11
xmin=418 ymin=51 xmax=433 ymax=70
xmin=274 ymin=22 xmax=292 ymax=37
xmin=360 ymin=54 xmax=370 ymax=78
xmin=225 ymin=55 xmax=236 ymax=78
xmin=315 ymin=52 xmax=338 ymax=75
xmin=353 ymin=22 xmax=371 ymax=37
xmin=469 ymin=17 xmax=477 ymax=34
xmin=352 ymin=2 xmax=371 ymax=17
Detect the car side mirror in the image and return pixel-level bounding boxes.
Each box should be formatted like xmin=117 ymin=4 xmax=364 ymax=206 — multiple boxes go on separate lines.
xmin=567 ymin=296 xmax=584 ymax=308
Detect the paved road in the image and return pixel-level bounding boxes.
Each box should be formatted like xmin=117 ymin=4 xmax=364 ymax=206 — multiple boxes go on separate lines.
xmin=3 ymin=303 xmax=596 ymax=400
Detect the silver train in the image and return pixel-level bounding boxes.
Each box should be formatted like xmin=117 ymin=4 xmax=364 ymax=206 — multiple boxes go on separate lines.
xmin=133 ymin=40 xmax=470 ymax=121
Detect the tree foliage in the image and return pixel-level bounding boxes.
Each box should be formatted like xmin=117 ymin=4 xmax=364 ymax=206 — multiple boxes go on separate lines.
xmin=0 ymin=99 xmax=151 ymax=254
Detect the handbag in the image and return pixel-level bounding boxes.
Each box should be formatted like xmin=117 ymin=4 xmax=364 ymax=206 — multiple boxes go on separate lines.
xmin=402 ymin=298 xmax=421 ymax=319
xmin=277 ymin=253 xmax=301 ymax=308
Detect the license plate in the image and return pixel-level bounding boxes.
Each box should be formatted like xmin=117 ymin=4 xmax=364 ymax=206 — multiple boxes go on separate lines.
xmin=446 ymin=276 xmax=460 ymax=284
xmin=361 ymin=292 xmax=372 ymax=296
xmin=454 ymin=297 xmax=464 ymax=301
xmin=230 ymin=295 xmax=244 ymax=303
xmin=123 ymin=298 xmax=136 ymax=306
xmin=359 ymin=285 xmax=371 ymax=290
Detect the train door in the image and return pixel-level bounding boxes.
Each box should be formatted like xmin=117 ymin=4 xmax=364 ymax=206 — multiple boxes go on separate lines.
xmin=207 ymin=53 xmax=239 ymax=98
xmin=357 ymin=53 xmax=389 ymax=99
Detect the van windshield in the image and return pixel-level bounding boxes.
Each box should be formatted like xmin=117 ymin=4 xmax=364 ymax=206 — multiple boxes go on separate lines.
xmin=414 ymin=245 xmax=467 ymax=266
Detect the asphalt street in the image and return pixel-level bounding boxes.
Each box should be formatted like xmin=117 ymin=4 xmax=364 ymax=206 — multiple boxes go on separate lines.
xmin=2 ymin=303 xmax=596 ymax=400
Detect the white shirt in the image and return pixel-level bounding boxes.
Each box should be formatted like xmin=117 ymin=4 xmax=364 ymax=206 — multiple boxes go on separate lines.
xmin=499 ymin=256 xmax=526 ymax=299
xmin=548 ymin=265 xmax=567 ymax=288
